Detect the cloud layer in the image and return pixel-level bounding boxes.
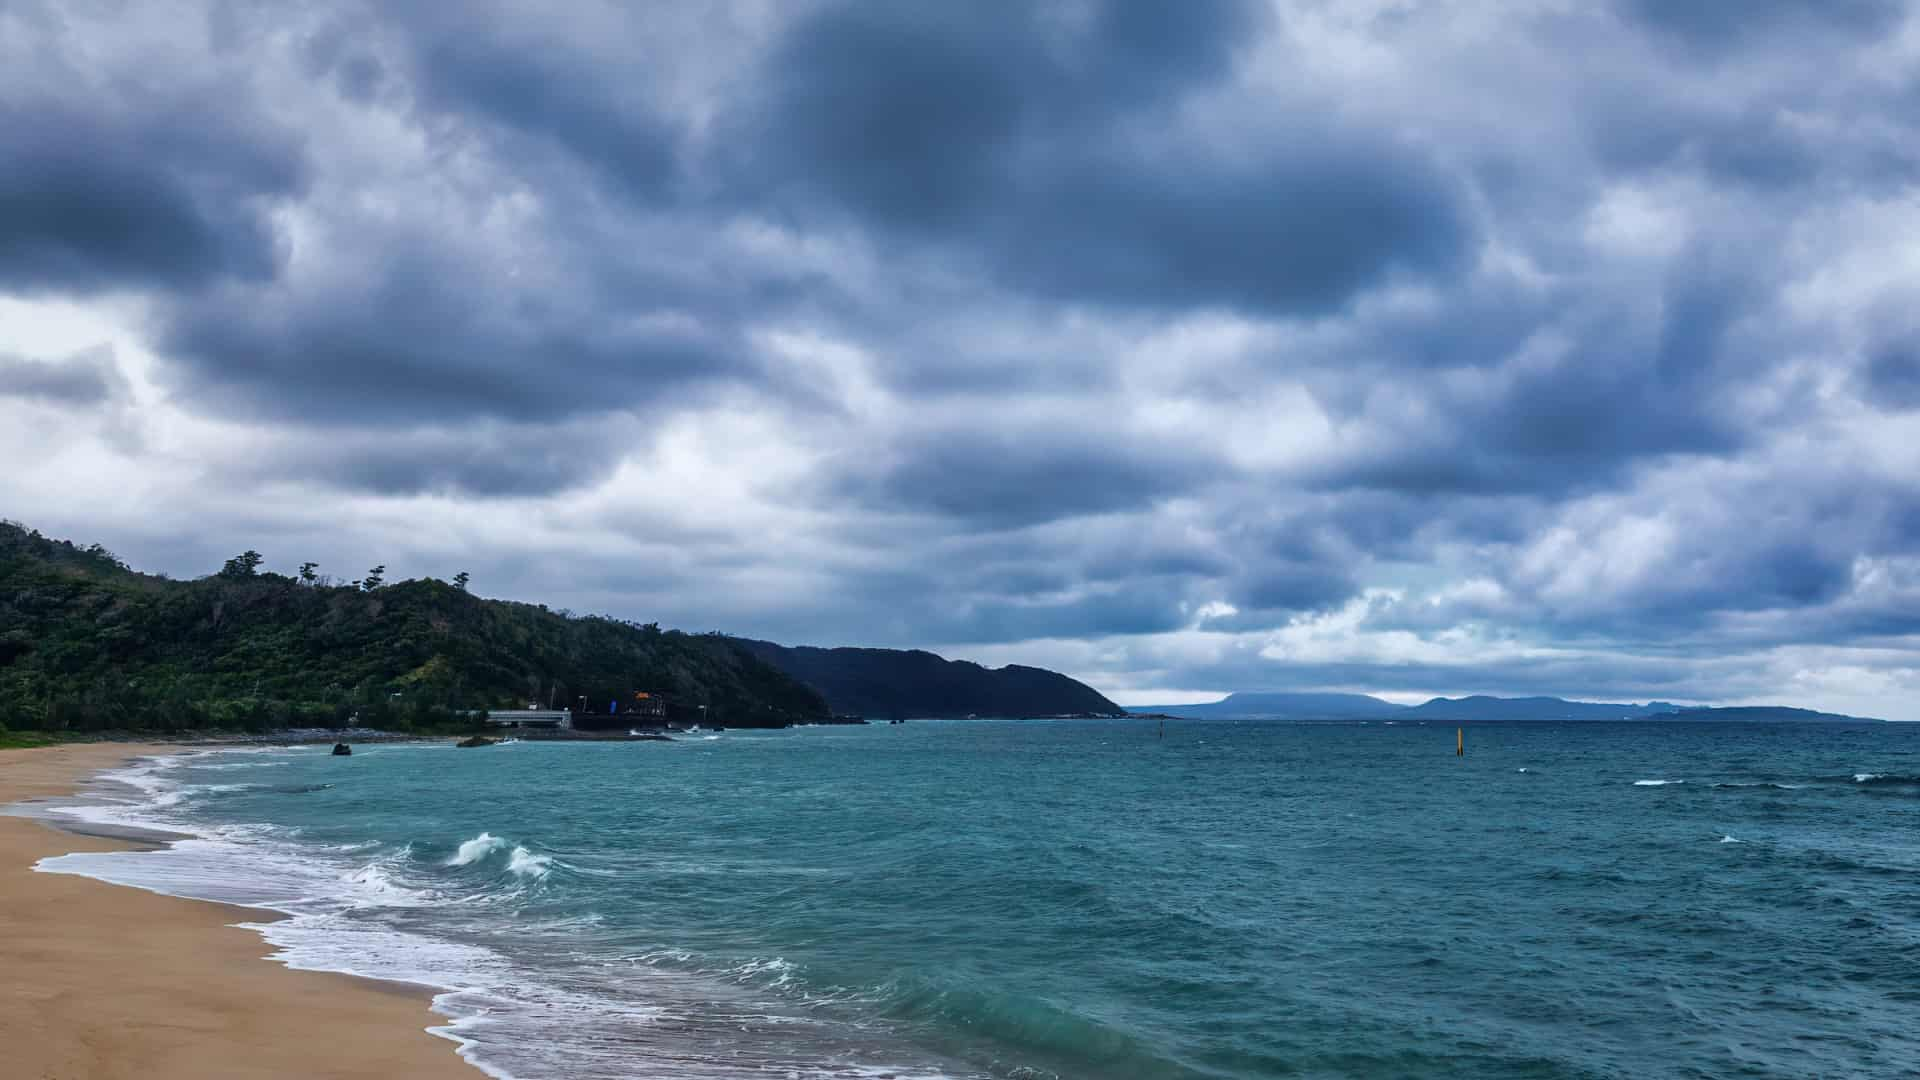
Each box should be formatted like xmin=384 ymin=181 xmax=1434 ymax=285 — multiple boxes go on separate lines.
xmin=4 ymin=0 xmax=1919 ymax=718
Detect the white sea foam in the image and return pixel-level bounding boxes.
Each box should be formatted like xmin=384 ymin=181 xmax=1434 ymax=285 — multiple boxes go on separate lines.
xmin=448 ymin=832 xmax=509 ymax=866
xmin=728 ymin=956 xmax=800 ymax=987
xmin=1633 ymin=779 xmax=1683 ymax=786
xmin=346 ymin=851 xmax=436 ymax=907
xmin=505 ymin=846 xmax=552 ymax=879
xmin=184 ymin=782 xmax=266 ymax=795
xmin=1854 ymin=773 xmax=1881 ymax=783
xmin=1719 ymin=835 xmax=1744 ymax=844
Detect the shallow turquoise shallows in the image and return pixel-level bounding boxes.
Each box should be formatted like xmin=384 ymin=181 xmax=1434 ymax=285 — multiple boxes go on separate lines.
xmin=40 ymin=719 xmax=1920 ymax=1079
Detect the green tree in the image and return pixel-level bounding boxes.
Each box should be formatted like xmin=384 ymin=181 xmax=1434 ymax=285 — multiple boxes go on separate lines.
xmin=298 ymin=561 xmax=319 ymax=584
xmin=220 ymin=550 xmax=264 ymax=578
xmin=453 ymin=571 xmax=470 ymax=592
xmin=362 ymin=565 xmax=386 ymax=590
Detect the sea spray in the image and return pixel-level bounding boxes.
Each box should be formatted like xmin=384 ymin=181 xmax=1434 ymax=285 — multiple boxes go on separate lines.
xmin=448 ymin=832 xmax=509 ymax=866
xmin=505 ymin=846 xmax=552 ymax=879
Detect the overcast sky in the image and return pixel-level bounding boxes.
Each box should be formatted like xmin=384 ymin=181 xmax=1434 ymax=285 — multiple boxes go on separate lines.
xmin=5 ymin=1 xmax=1919 ymax=717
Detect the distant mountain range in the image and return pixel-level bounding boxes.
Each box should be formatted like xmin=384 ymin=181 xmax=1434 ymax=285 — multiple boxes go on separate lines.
xmin=1131 ymin=692 xmax=1401 ymax=719
xmin=1133 ymin=692 xmax=1882 ymax=723
xmin=1400 ymin=696 xmax=1682 ymax=721
xmin=737 ymin=640 xmax=1124 ymax=719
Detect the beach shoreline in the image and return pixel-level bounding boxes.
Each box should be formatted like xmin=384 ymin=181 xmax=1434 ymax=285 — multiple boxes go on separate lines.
xmin=0 ymin=743 xmax=482 ymax=1080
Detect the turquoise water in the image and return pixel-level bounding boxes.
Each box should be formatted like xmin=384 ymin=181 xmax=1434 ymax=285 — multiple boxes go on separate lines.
xmin=38 ymin=720 xmax=1920 ymax=1079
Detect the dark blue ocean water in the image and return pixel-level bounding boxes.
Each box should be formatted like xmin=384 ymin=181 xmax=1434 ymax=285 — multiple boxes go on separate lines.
xmin=37 ymin=720 xmax=1920 ymax=1079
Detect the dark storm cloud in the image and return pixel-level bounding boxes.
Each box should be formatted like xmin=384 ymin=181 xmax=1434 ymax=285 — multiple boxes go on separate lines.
xmin=158 ymin=236 xmax=746 ymax=426
xmin=752 ymin=567 xmax=1198 ymax=649
xmin=1864 ymin=342 xmax=1920 ymax=410
xmin=741 ymin=1 xmax=1260 ymax=224
xmin=731 ymin=0 xmax=1472 ymax=316
xmin=399 ymin=14 xmax=681 ymax=200
xmin=231 ymin=424 xmax=621 ymax=498
xmin=930 ymin=586 xmax=1192 ymax=645
xmin=6 ymin=0 xmax=1920 ymax=713
xmin=1306 ymin=252 xmax=1770 ymax=497
xmin=1618 ymin=0 xmax=1907 ymax=52
xmin=0 ymin=96 xmax=304 ymax=294
xmin=1231 ymin=563 xmax=1357 ymax=617
xmin=0 ymin=348 xmax=125 ymax=407
xmin=296 ymin=19 xmax=388 ymax=104
xmin=839 ymin=430 xmax=1220 ymax=529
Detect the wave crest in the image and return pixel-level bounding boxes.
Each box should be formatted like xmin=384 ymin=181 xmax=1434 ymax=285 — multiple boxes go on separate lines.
xmin=506 ymin=847 xmax=552 ymax=879
xmin=1851 ymin=772 xmax=1920 ymax=785
xmin=447 ymin=833 xmax=509 ymax=867
xmin=446 ymin=833 xmax=556 ymax=880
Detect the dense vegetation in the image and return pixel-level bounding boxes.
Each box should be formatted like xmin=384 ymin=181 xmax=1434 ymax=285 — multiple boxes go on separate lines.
xmin=0 ymin=522 xmax=828 ymax=733
xmin=737 ymin=639 xmax=1123 ymax=719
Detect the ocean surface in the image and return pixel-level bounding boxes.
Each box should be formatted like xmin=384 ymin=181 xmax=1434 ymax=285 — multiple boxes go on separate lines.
xmin=26 ymin=719 xmax=1920 ymax=1079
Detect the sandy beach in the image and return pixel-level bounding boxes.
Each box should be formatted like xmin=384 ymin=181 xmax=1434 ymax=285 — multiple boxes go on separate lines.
xmin=0 ymin=744 xmax=480 ymax=1080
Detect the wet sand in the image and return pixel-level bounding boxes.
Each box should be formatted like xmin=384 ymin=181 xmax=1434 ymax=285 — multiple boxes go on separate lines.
xmin=0 ymin=743 xmax=481 ymax=1079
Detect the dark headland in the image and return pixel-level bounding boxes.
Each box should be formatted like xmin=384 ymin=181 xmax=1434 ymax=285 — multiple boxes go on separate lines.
xmin=737 ymin=639 xmax=1124 ymax=720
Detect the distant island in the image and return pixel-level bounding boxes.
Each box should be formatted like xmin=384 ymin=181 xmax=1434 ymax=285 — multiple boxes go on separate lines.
xmin=1134 ymin=691 xmax=1884 ymax=723
xmin=737 ymin=640 xmax=1123 ymax=720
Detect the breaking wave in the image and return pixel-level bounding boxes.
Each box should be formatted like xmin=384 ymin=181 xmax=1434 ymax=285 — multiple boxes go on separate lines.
xmin=1851 ymin=773 xmax=1920 ymax=786
xmin=505 ymin=847 xmax=552 ymax=879
xmin=447 ymin=832 xmax=509 ymax=866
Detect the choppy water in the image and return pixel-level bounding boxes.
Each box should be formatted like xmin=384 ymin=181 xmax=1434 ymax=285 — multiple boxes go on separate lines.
xmin=27 ymin=720 xmax=1920 ymax=1079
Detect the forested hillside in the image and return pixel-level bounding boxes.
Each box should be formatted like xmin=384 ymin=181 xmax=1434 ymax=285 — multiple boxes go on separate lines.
xmin=0 ymin=522 xmax=828 ymax=732
xmin=738 ymin=639 xmax=1123 ymax=719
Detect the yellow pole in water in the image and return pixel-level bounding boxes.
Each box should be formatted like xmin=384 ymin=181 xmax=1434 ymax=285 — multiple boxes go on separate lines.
xmin=1457 ymin=727 xmax=1464 ymax=757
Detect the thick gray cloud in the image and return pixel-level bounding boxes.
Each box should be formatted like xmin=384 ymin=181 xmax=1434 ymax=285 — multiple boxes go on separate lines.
xmin=5 ymin=0 xmax=1920 ymax=717
xmin=1619 ymin=0 xmax=1906 ymax=52
xmin=835 ymin=428 xmax=1222 ymax=529
xmin=730 ymin=0 xmax=1470 ymax=315
xmin=0 ymin=347 xmax=126 ymax=407
xmin=157 ymin=235 xmax=752 ymax=425
xmin=1865 ymin=342 xmax=1920 ymax=410
xmin=0 ymin=96 xmax=304 ymax=294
